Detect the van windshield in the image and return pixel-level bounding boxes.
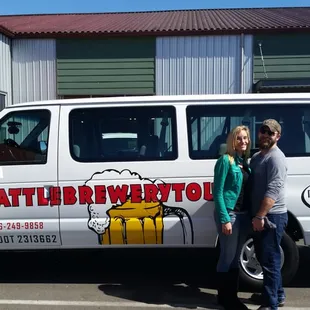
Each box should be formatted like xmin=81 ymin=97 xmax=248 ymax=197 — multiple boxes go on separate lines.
xmin=0 ymin=110 xmax=50 ymax=165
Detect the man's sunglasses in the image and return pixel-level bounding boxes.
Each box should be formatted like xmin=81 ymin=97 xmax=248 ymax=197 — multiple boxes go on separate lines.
xmin=259 ymin=127 xmax=276 ymax=136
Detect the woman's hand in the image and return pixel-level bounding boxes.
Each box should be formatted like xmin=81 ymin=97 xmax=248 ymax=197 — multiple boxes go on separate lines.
xmin=222 ymin=222 xmax=232 ymax=235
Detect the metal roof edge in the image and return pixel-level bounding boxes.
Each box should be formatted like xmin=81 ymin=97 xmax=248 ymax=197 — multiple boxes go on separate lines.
xmin=0 ymin=25 xmax=14 ymax=37
xmin=0 ymin=6 xmax=310 ymax=17
xmin=10 ymin=26 xmax=310 ymax=39
xmin=9 ymin=93 xmax=310 ymax=108
xmin=1 ymin=7 xmax=310 ymax=38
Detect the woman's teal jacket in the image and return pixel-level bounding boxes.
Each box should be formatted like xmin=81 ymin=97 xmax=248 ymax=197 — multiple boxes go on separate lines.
xmin=213 ymin=154 xmax=249 ymax=224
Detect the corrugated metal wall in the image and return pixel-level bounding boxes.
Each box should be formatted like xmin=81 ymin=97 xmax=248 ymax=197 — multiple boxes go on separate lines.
xmin=12 ymin=39 xmax=57 ymax=104
xmin=156 ymin=35 xmax=253 ymax=95
xmin=156 ymin=35 xmax=253 ymax=153
xmin=0 ymin=34 xmax=12 ymax=106
xmin=241 ymin=35 xmax=253 ymax=93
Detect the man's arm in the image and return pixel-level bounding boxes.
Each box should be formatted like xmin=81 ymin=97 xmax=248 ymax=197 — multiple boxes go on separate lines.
xmin=256 ymin=197 xmax=275 ymax=218
xmin=256 ymin=155 xmax=286 ymax=218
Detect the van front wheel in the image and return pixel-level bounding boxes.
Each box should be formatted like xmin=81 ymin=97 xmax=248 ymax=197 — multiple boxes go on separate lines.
xmin=238 ymin=232 xmax=299 ymax=291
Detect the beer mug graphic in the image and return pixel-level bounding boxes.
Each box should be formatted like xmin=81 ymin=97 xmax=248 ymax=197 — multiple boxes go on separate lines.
xmin=86 ymin=169 xmax=194 ymax=245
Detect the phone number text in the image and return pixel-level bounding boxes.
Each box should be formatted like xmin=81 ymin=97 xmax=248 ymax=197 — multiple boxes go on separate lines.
xmin=0 ymin=222 xmax=44 ymax=230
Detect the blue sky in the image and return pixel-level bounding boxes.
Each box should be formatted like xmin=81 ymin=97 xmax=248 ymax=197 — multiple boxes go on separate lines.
xmin=1 ymin=0 xmax=310 ymax=15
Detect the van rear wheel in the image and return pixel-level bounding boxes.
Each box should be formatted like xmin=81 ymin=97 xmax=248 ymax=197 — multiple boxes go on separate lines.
xmin=239 ymin=232 xmax=299 ymax=291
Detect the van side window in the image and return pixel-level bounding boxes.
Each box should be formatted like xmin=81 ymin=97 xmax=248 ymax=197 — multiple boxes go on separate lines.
xmin=69 ymin=106 xmax=177 ymax=162
xmin=187 ymin=104 xmax=310 ymax=159
xmin=0 ymin=110 xmax=50 ymax=165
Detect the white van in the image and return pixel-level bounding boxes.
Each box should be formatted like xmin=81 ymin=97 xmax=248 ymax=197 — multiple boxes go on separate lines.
xmin=0 ymin=93 xmax=309 ymax=289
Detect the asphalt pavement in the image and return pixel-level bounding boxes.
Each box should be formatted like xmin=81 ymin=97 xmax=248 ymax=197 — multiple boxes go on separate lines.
xmin=0 ymin=243 xmax=309 ymax=309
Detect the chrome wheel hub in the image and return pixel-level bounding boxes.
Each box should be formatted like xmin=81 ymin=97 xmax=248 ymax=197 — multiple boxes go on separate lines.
xmin=240 ymin=238 xmax=285 ymax=281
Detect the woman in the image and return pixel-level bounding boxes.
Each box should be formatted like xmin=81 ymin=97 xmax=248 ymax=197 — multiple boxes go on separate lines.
xmin=213 ymin=125 xmax=252 ymax=310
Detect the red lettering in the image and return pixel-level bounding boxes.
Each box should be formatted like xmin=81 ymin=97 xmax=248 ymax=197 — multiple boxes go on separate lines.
xmin=63 ymin=186 xmax=77 ymax=205
xmin=37 ymin=188 xmax=49 ymax=206
xmin=22 ymin=188 xmax=35 ymax=206
xmin=186 ymin=183 xmax=202 ymax=202
xmin=0 ymin=189 xmax=11 ymax=207
xmin=78 ymin=186 xmax=94 ymax=205
xmin=144 ymin=184 xmax=159 ymax=203
xmin=9 ymin=188 xmax=21 ymax=207
xmin=130 ymin=184 xmax=142 ymax=203
xmin=203 ymin=182 xmax=213 ymax=201
xmin=158 ymin=184 xmax=171 ymax=202
xmin=94 ymin=185 xmax=106 ymax=204
xmin=50 ymin=187 xmax=61 ymax=206
xmin=172 ymin=183 xmax=185 ymax=202
xmin=107 ymin=185 xmax=128 ymax=204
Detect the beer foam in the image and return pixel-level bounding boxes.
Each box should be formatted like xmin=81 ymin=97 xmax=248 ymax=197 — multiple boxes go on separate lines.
xmin=86 ymin=169 xmax=164 ymax=235
xmin=88 ymin=205 xmax=110 ymax=234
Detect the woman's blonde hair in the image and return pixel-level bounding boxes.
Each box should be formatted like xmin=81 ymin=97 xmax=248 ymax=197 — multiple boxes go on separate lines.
xmin=226 ymin=125 xmax=251 ymax=163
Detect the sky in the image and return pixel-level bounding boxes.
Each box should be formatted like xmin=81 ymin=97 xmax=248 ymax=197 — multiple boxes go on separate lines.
xmin=1 ymin=0 xmax=310 ymax=15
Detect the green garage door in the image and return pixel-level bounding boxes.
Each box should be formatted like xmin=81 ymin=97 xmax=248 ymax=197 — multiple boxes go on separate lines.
xmin=56 ymin=37 xmax=155 ymax=96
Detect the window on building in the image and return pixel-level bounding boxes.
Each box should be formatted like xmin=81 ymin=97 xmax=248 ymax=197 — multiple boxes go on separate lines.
xmin=187 ymin=104 xmax=310 ymax=159
xmin=69 ymin=106 xmax=177 ymax=162
xmin=0 ymin=110 xmax=50 ymax=165
xmin=0 ymin=93 xmax=5 ymax=112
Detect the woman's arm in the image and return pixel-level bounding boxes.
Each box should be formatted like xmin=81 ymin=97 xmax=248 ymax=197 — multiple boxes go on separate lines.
xmin=213 ymin=154 xmax=231 ymax=224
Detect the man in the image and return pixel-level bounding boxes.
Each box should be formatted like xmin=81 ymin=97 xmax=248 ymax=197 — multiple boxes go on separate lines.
xmin=249 ymin=119 xmax=288 ymax=310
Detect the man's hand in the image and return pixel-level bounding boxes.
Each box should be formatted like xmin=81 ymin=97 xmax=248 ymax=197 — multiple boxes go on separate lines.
xmin=252 ymin=217 xmax=264 ymax=232
xmin=222 ymin=222 xmax=232 ymax=235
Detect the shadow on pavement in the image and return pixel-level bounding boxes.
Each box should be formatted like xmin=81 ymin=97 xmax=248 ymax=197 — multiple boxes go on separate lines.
xmin=0 ymin=245 xmax=308 ymax=308
xmin=0 ymin=248 xmax=220 ymax=286
xmin=0 ymin=248 xmax=224 ymax=308
xmin=98 ymin=282 xmax=222 ymax=309
xmin=286 ymin=244 xmax=310 ymax=288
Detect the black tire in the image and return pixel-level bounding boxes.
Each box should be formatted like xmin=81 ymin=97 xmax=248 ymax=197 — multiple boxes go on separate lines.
xmin=239 ymin=232 xmax=299 ymax=291
xmin=281 ymin=232 xmax=300 ymax=285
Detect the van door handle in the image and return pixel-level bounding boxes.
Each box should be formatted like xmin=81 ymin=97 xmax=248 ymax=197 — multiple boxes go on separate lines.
xmin=43 ymin=186 xmax=51 ymax=200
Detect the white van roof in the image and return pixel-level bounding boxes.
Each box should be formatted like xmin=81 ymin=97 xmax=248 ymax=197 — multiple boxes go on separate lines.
xmin=6 ymin=93 xmax=310 ymax=109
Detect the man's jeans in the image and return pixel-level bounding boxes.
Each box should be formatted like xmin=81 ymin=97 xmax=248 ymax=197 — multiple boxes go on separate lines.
xmin=253 ymin=212 xmax=288 ymax=309
xmin=214 ymin=210 xmax=251 ymax=272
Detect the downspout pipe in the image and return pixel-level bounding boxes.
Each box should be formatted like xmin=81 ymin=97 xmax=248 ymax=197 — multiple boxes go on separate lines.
xmin=240 ymin=33 xmax=244 ymax=94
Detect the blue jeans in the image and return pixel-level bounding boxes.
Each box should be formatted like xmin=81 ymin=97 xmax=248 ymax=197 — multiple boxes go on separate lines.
xmin=253 ymin=212 xmax=288 ymax=310
xmin=214 ymin=210 xmax=251 ymax=272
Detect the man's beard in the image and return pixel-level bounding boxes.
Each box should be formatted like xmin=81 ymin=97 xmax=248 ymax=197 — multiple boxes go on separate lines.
xmin=259 ymin=137 xmax=276 ymax=150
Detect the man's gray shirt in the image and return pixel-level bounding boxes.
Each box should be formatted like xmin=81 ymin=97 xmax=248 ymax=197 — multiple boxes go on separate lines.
xmin=249 ymin=146 xmax=288 ymax=216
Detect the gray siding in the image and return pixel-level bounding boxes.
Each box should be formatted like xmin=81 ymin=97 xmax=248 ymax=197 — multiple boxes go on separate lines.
xmin=0 ymin=34 xmax=12 ymax=106
xmin=156 ymin=35 xmax=253 ymax=95
xmin=12 ymin=39 xmax=57 ymax=104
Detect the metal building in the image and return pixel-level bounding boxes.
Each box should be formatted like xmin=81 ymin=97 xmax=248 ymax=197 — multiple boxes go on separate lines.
xmin=0 ymin=7 xmax=310 ymax=106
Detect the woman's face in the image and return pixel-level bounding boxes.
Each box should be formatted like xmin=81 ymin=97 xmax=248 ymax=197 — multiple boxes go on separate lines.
xmin=235 ymin=129 xmax=249 ymax=154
